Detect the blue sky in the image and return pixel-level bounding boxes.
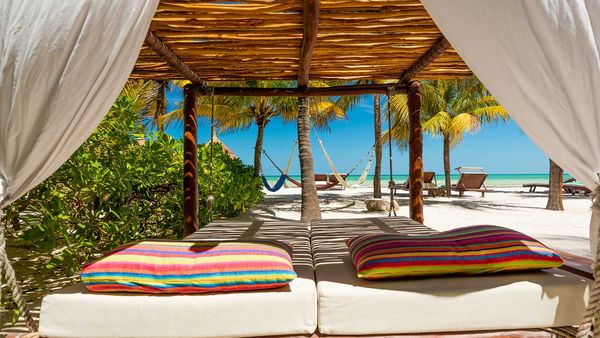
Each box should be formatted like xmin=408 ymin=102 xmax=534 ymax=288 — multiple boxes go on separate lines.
xmin=165 ymin=87 xmax=550 ymax=175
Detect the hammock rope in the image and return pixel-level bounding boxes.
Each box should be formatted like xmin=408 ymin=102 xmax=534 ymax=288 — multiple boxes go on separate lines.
xmin=0 ymin=215 xmax=37 ymax=331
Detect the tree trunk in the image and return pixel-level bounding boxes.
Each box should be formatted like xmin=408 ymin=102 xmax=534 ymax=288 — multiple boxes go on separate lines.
xmin=253 ymin=120 xmax=265 ymax=178
xmin=373 ymin=94 xmax=382 ymax=198
xmin=297 ymin=97 xmax=321 ymax=222
xmin=546 ymin=159 xmax=564 ymax=211
xmin=443 ymin=133 xmax=451 ymax=197
xmin=155 ymin=80 xmax=167 ymax=131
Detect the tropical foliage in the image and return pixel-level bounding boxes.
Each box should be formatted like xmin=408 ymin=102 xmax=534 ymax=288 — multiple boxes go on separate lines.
xmin=157 ymin=80 xmax=352 ymax=177
xmin=3 ymin=81 xmax=263 ymax=275
xmin=386 ymin=78 xmax=509 ymax=195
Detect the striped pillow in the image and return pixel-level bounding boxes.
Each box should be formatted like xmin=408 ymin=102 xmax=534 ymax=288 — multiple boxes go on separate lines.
xmin=82 ymin=240 xmax=296 ymax=293
xmin=346 ymin=225 xmax=563 ymax=280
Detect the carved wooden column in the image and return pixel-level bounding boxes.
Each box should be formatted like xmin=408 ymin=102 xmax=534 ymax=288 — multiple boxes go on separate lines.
xmin=183 ymin=85 xmax=199 ymax=236
xmin=408 ymin=81 xmax=424 ymax=223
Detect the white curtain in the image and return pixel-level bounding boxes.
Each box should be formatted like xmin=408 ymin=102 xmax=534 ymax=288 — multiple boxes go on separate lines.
xmin=0 ymin=0 xmax=159 ymax=208
xmin=422 ymin=0 xmax=600 ymax=253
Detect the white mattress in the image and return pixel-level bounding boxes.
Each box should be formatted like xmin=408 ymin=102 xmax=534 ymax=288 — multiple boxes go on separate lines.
xmin=311 ymin=217 xmax=593 ymax=335
xmin=39 ymin=220 xmax=317 ymax=338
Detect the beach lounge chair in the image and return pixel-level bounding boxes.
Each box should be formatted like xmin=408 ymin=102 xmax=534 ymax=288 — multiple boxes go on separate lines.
xmin=311 ymin=217 xmax=592 ymax=336
xmin=452 ymin=167 xmax=493 ymax=197
xmin=394 ymin=171 xmax=441 ymax=196
xmin=39 ymin=220 xmax=317 ymax=338
xmin=523 ymin=178 xmax=592 ymax=196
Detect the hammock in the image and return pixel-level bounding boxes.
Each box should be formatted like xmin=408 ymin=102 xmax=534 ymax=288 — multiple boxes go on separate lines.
xmin=261 ymin=140 xmax=297 ymax=192
xmin=262 ymin=174 xmax=287 ymax=192
xmin=312 ymin=126 xmax=375 ymax=189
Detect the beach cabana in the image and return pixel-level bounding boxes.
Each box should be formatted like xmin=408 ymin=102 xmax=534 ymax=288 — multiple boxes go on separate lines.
xmin=0 ymin=0 xmax=599 ymax=337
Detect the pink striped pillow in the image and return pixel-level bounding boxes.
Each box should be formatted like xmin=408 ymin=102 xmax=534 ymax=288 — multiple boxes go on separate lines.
xmin=82 ymin=240 xmax=296 ymax=293
xmin=346 ymin=225 xmax=563 ymax=280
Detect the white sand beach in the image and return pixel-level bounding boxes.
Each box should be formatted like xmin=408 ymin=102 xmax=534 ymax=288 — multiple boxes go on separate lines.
xmin=241 ymin=186 xmax=593 ymax=259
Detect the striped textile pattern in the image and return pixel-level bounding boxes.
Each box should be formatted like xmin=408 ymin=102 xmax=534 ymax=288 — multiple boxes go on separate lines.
xmin=82 ymin=240 xmax=297 ymax=293
xmin=346 ymin=225 xmax=563 ymax=280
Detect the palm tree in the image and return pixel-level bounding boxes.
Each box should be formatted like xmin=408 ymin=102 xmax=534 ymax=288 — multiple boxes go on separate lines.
xmin=546 ymin=159 xmax=564 ymax=210
xmin=157 ymin=81 xmax=349 ymax=178
xmin=386 ymin=78 xmax=509 ymax=196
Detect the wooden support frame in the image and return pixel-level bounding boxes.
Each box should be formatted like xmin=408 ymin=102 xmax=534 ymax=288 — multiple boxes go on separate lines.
xmin=145 ymin=31 xmax=209 ymax=88
xmin=407 ymin=82 xmax=424 ymax=223
xmin=196 ymin=84 xmax=407 ymax=97
xmin=399 ymin=37 xmax=451 ymax=84
xmin=183 ymin=85 xmax=199 ymax=236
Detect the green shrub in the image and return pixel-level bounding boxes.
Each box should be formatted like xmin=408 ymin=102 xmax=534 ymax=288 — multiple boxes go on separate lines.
xmin=3 ymin=99 xmax=263 ymax=275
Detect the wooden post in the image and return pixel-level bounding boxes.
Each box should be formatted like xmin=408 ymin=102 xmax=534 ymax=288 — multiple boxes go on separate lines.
xmin=408 ymin=81 xmax=424 ymax=223
xmin=183 ymin=85 xmax=199 ymax=236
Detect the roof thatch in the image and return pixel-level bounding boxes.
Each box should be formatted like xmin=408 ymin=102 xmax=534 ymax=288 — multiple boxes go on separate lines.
xmin=130 ymin=0 xmax=471 ymax=83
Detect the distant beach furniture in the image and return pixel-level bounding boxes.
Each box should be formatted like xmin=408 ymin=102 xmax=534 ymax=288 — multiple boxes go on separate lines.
xmin=394 ymin=172 xmax=441 ymax=197
xmin=523 ymin=178 xmax=591 ymax=196
xmin=314 ymin=173 xmax=348 ymax=190
xmin=452 ymin=167 xmax=493 ymax=197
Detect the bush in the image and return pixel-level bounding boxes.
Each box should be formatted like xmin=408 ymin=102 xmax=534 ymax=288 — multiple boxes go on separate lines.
xmin=3 ymin=96 xmax=263 ymax=275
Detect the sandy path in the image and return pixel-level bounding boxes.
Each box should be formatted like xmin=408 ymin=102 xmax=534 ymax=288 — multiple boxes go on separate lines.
xmin=239 ymin=186 xmax=593 ymax=258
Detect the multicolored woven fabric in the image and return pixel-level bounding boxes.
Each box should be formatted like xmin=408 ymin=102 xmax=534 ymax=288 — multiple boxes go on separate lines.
xmin=346 ymin=225 xmax=563 ymax=280
xmin=82 ymin=240 xmax=297 ymax=293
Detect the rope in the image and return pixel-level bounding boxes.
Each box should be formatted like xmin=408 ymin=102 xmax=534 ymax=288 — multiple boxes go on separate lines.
xmin=387 ymin=90 xmax=397 ymax=217
xmin=206 ymin=88 xmax=215 ymax=213
xmin=0 ymin=214 xmax=37 ymax=332
xmin=576 ymin=186 xmax=600 ymax=337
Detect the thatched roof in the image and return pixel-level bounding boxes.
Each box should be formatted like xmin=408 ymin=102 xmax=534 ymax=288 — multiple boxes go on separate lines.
xmin=130 ymin=0 xmax=471 ymax=83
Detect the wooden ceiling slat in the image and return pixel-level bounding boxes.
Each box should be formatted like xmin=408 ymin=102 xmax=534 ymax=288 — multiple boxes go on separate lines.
xmin=132 ymin=0 xmax=472 ymax=82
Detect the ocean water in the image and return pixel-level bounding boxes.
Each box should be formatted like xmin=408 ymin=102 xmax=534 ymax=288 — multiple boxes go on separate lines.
xmin=263 ymin=173 xmax=566 ymax=188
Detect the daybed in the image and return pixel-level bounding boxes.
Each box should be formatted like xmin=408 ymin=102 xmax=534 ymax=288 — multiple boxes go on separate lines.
xmin=311 ymin=217 xmax=593 ymax=336
xmin=39 ymin=220 xmax=317 ymax=338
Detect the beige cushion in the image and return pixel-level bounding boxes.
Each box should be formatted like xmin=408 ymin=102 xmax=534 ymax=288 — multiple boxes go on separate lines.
xmin=312 ymin=218 xmax=592 ymax=335
xmin=40 ymin=220 xmax=317 ymax=338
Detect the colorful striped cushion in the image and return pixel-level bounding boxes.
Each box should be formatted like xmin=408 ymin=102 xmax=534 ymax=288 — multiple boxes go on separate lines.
xmin=346 ymin=225 xmax=563 ymax=280
xmin=81 ymin=240 xmax=297 ymax=293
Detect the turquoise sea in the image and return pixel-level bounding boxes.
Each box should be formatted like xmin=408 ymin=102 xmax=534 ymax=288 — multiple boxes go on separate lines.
xmin=262 ymin=173 xmax=568 ymax=188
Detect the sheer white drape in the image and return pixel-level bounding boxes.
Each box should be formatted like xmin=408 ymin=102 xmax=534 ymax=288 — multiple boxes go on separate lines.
xmin=422 ymin=0 xmax=600 ymax=253
xmin=0 ymin=1 xmax=158 ymax=330
xmin=0 ymin=0 xmax=159 ymax=208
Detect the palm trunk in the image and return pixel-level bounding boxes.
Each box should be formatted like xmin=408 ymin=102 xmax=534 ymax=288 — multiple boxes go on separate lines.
xmin=155 ymin=80 xmax=167 ymax=131
xmin=297 ymin=97 xmax=321 ymax=222
xmin=253 ymin=120 xmax=265 ymax=177
xmin=546 ymin=159 xmax=564 ymax=210
xmin=373 ymin=94 xmax=382 ymax=198
xmin=443 ymin=133 xmax=451 ymax=197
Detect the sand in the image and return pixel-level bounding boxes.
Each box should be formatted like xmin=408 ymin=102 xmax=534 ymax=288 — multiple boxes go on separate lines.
xmin=241 ymin=186 xmax=593 ymax=258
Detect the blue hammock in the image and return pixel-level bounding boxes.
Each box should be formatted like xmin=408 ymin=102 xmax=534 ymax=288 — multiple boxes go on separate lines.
xmin=262 ymin=174 xmax=288 ymax=192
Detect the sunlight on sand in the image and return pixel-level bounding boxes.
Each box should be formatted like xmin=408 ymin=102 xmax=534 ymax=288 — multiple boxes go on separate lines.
xmin=239 ymin=186 xmax=592 ymax=258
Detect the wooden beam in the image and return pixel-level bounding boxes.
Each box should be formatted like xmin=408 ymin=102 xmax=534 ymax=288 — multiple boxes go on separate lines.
xmin=399 ymin=37 xmax=451 ymax=83
xmin=195 ymin=84 xmax=407 ymax=97
xmin=145 ymin=31 xmax=209 ymax=88
xmin=183 ymin=85 xmax=199 ymax=236
xmin=408 ymin=81 xmax=424 ymax=223
xmin=298 ymin=0 xmax=320 ymax=87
